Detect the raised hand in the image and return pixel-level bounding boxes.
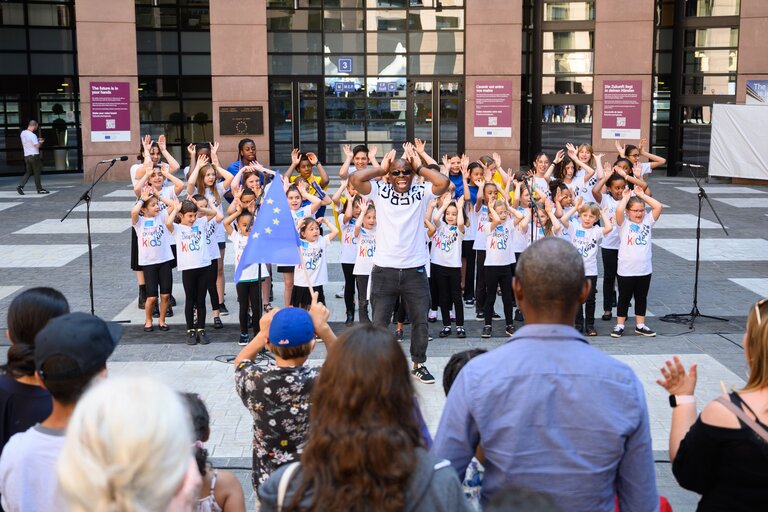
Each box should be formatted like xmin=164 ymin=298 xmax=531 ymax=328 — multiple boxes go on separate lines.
xmin=566 ymin=143 xmax=578 ymax=160
xmin=544 ymin=198 xmax=554 ymax=213
xmin=291 ymin=148 xmax=301 ymax=166
xmin=553 ymin=149 xmax=565 ymax=164
xmin=210 ymin=142 xmax=220 ymax=165
xmin=639 ymin=137 xmax=647 ymax=153
xmin=457 ymin=196 xmax=465 ymax=209
xmin=492 ymin=152 xmax=502 ymax=170
xmin=368 ymin=145 xmax=378 ymax=160
xmin=142 ymin=134 xmax=153 ymax=153
xmin=342 ymin=144 xmax=353 ymax=160
xmin=414 ymin=138 xmax=426 ymax=154
xmin=614 ymin=140 xmax=626 ymax=157
xmin=158 ymin=134 xmax=167 ymax=152
xmin=308 ymin=290 xmax=330 ymax=330
xmin=186 ymin=143 xmax=196 ymax=158
xmin=460 ymin=154 xmax=470 ymax=179
xmin=381 ymin=148 xmax=397 ymax=170
xmin=195 ymin=154 xmax=209 ymax=169
xmin=613 ymin=165 xmax=627 ymax=178
xmin=622 ymin=187 xmax=631 ymax=199
xmin=306 ymin=152 xmax=319 ymax=165
xmin=656 ymin=356 xmax=698 ymax=396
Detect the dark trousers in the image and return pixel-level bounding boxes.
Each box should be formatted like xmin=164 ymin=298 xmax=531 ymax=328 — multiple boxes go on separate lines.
xmin=20 ymin=155 xmax=42 ymax=191
xmin=429 ymin=267 xmax=439 ymax=311
xmin=355 ymin=274 xmax=370 ymax=323
xmin=431 ymin=263 xmax=464 ymax=326
xmin=207 ymin=258 xmax=220 ymax=313
xmin=484 ymin=265 xmax=514 ymax=326
xmin=236 ymin=280 xmax=262 ymax=336
xmin=475 ymin=250 xmax=487 ymax=310
xmin=371 ymin=266 xmax=430 ymax=364
xmin=341 ymin=262 xmax=356 ymax=314
xmin=576 ymin=275 xmax=599 ymax=328
xmin=461 ymin=240 xmax=476 ymax=300
xmin=617 ymin=274 xmax=652 ymax=318
xmin=182 ymin=267 xmax=208 ymax=329
xmin=601 ymin=248 xmax=618 ymax=311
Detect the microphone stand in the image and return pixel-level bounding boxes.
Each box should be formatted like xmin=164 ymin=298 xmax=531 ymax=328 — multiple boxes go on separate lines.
xmin=660 ymin=163 xmax=729 ymax=329
xmin=522 ymin=176 xmax=543 ymax=245
xmin=61 ymin=158 xmax=120 ymax=316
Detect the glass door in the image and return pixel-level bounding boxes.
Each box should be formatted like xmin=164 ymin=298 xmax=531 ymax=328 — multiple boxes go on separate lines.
xmin=408 ymin=78 xmax=463 ymax=159
xmin=268 ymin=79 xmax=323 ymax=166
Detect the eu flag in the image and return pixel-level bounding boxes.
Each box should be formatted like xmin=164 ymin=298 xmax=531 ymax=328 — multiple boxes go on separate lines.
xmin=234 ymin=175 xmax=301 ymax=282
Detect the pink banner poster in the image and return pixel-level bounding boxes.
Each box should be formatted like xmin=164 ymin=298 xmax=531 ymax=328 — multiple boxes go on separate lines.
xmin=601 ymin=80 xmax=642 ymax=140
xmin=474 ymin=80 xmax=513 ymax=138
xmin=90 ymin=82 xmax=131 ymax=142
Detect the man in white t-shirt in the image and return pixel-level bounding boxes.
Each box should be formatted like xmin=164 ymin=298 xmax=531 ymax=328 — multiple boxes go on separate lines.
xmin=350 ymin=148 xmax=450 ymax=384
xmin=17 ymin=120 xmax=47 ymax=195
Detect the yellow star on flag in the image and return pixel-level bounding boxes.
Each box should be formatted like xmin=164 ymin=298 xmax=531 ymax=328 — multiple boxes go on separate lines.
xmin=273 ymin=207 xmax=280 ymax=214
xmin=267 ymin=199 xmax=274 ymax=204
xmin=265 ymin=227 xmax=272 ymax=234
xmin=252 ymin=232 xmax=259 ymax=239
xmin=273 ymin=218 xmax=280 ymax=225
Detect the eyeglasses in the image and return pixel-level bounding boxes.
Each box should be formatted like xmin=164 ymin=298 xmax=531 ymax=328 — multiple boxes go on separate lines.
xmin=390 ymin=169 xmax=413 ymax=177
xmin=628 ymin=209 xmax=645 ymax=213
xmin=628 ymin=153 xmax=640 ymax=158
xmin=755 ymin=299 xmax=767 ymax=326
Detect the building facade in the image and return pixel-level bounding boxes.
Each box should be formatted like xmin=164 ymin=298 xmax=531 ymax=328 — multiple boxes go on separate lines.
xmin=0 ymin=0 xmax=765 ymax=180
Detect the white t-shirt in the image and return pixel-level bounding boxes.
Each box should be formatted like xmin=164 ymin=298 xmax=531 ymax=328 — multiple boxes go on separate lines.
xmin=20 ymin=130 xmax=39 ymax=157
xmin=367 ymin=180 xmax=436 ymax=269
xmin=172 ymin=219 xmax=211 ymax=271
xmin=340 ymin=218 xmax=358 ymax=264
xmin=533 ymin=176 xmax=552 ymax=199
xmin=618 ymin=212 xmax=655 ymax=276
xmin=483 ymin=219 xmax=515 ymax=266
xmin=204 ymin=217 xmax=221 ymax=261
xmin=430 ymin=224 xmax=464 ymax=268
xmin=472 ymin=204 xmax=489 ymax=251
xmin=599 ymin=194 xmax=621 ymax=250
xmin=133 ymin=216 xmax=174 ymax=266
xmin=156 ymin=185 xmax=177 ymax=246
xmin=130 ymin=163 xmax=143 ymax=187
xmin=353 ymin=227 xmax=376 ymax=275
xmin=463 ymin=203 xmax=476 ymax=242
xmin=229 ymin=230 xmax=268 ymax=282
xmin=640 ymin=162 xmax=652 ymax=177
xmin=567 ymin=221 xmax=604 ymax=276
xmin=0 ymin=425 xmax=68 ymax=512
xmin=291 ymin=205 xmax=313 ymax=228
xmin=510 ymin=206 xmax=529 ymax=253
xmin=192 ymin=183 xmax=227 ymax=243
xmin=294 ymin=235 xmax=331 ymax=287
xmin=566 ymin=176 xmax=589 ymax=199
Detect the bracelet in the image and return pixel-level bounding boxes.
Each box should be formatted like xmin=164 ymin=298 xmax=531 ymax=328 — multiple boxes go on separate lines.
xmin=415 ymin=165 xmax=424 ymax=175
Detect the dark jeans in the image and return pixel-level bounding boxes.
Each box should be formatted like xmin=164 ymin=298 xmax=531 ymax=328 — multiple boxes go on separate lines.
xmin=355 ymin=274 xmax=370 ymax=323
xmin=341 ymin=262 xmax=356 ymax=314
xmin=431 ymin=263 xmax=464 ymax=326
xmin=576 ymin=275 xmax=599 ymax=328
xmin=182 ymin=266 xmax=207 ymax=329
xmin=461 ymin=240 xmax=476 ymax=300
xmin=207 ymin=258 xmax=220 ymax=313
xmin=601 ymin=248 xmax=618 ymax=311
xmin=475 ymin=250 xmax=487 ymax=310
xmin=371 ymin=265 xmax=431 ymax=364
xmin=617 ymin=274 xmax=652 ymax=318
xmin=236 ymin=280 xmax=262 ymax=336
xmin=20 ymin=155 xmax=42 ymax=191
xmin=484 ymin=265 xmax=514 ymax=326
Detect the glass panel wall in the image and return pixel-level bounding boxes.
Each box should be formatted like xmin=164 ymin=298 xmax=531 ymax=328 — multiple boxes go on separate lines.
xmin=0 ymin=1 xmax=80 ymax=176
xmin=136 ymin=0 xmax=212 ymax=166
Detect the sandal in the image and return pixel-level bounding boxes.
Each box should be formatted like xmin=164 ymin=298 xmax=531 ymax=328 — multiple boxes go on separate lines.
xmin=143 ymin=324 xmax=154 ymax=332
xmin=159 ymin=324 xmax=170 ymax=332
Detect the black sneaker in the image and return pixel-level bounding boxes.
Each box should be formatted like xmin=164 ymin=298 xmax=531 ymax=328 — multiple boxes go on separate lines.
xmin=213 ymin=317 xmax=223 ymax=329
xmin=476 ymin=310 xmax=485 ymax=320
xmin=585 ymin=326 xmax=598 ymax=336
xmin=505 ymin=324 xmax=515 ymax=336
xmin=138 ymin=295 xmax=146 ymax=310
xmin=197 ymin=329 xmax=210 ymax=345
xmin=456 ymin=326 xmax=466 ymax=338
xmin=186 ymin=329 xmax=197 ymax=345
xmin=438 ymin=326 xmax=451 ymax=338
xmin=411 ymin=365 xmax=435 ymax=384
xmin=428 ymin=310 xmax=438 ymax=323
xmin=153 ymin=304 xmax=160 ymax=318
xmin=170 ymin=295 xmax=177 ymax=307
xmin=37 ymin=189 xmax=49 ymax=194
xmin=238 ymin=333 xmax=250 ymax=346
xmin=464 ymin=297 xmax=475 ymax=306
xmin=601 ymin=312 xmax=612 ymax=321
xmin=635 ymin=326 xmax=656 ymax=337
xmin=395 ymin=329 xmax=404 ymax=342
xmin=514 ymin=309 xmax=524 ymax=322
xmin=492 ymin=313 xmax=501 ymax=320
xmin=219 ymin=303 xmax=229 ymax=316
xmin=345 ymin=312 xmax=354 ymax=326
xmin=16 ymin=186 xmax=24 ymax=195
xmin=165 ymin=306 xmax=173 ymax=318
xmin=610 ymin=326 xmax=624 ymax=338
xmin=481 ymin=325 xmax=492 ymax=338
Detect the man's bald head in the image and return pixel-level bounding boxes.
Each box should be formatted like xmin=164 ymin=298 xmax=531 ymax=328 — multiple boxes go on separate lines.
xmin=514 ymin=238 xmax=585 ymax=314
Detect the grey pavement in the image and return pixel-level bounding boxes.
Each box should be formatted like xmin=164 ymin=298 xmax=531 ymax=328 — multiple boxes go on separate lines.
xmin=0 ymin=171 xmax=766 ymax=511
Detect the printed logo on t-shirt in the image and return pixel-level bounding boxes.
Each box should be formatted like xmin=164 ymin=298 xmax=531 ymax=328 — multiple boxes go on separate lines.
xmin=432 ymin=226 xmax=459 ymax=254
xmin=476 ymin=205 xmax=488 ymax=233
xmin=378 ymin=183 xmax=425 ymax=205
xmin=299 ymin=241 xmax=324 ymax=271
xmin=141 ymin=221 xmax=164 ymax=247
xmin=179 ymin=227 xmax=203 ymax=253
xmin=626 ymin=223 xmax=650 ymax=246
xmin=489 ymin=225 xmax=510 ymax=250
xmin=358 ymin=231 xmax=375 ymax=258
xmin=343 ymin=219 xmax=357 ymax=246
xmin=205 ymin=221 xmax=216 ymax=245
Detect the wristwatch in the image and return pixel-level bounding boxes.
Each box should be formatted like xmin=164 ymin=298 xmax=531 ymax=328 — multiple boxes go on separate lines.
xmin=668 ymin=395 xmax=695 ymax=408
xmin=415 ymin=165 xmax=423 ymax=175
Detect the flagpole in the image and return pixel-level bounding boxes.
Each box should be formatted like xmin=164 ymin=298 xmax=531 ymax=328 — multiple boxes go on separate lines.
xmin=297 ymin=246 xmax=315 ymax=297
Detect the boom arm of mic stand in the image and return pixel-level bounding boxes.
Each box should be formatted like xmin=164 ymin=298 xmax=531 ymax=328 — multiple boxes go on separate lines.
xmin=61 ymin=160 xmax=119 ymax=222
xmin=687 ymin=166 xmax=729 ymax=236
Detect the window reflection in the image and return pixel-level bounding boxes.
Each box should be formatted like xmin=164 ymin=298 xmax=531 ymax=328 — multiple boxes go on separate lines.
xmin=543 ymin=1 xmax=594 ymax=21
xmin=685 ymin=0 xmax=740 ymax=17
xmin=542 ymin=104 xmax=592 ymax=124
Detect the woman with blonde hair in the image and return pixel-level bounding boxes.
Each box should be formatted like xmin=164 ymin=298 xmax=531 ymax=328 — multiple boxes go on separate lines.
xmin=57 ymin=376 xmax=202 ymax=512
xmin=657 ymin=298 xmax=768 ymax=511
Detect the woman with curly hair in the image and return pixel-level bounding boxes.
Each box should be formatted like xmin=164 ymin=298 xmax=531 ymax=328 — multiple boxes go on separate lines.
xmin=257 ymin=324 xmax=469 ymax=512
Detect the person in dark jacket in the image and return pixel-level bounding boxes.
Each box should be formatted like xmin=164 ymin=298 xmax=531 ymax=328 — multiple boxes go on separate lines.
xmin=257 ymin=323 xmax=469 ymax=512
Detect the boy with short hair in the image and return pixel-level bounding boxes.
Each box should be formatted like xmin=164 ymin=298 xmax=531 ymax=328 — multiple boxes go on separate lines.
xmin=234 ymin=292 xmax=336 ymax=492
xmin=0 ymin=312 xmax=121 ymax=512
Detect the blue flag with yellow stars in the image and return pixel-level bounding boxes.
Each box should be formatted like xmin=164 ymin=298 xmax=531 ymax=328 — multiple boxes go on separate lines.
xmin=234 ymin=175 xmax=300 ymax=282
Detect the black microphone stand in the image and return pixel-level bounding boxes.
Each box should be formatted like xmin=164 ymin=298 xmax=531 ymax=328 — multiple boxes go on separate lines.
xmin=660 ymin=163 xmax=729 ymax=329
xmin=522 ymin=176 xmax=543 ymax=245
xmin=61 ymin=158 xmax=120 ymax=316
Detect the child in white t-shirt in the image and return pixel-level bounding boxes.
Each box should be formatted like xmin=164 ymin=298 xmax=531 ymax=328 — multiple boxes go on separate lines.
xmin=460 ymin=162 xmax=483 ymax=306
xmin=339 ymin=192 xmax=363 ymax=324
xmin=561 ymin=197 xmax=614 ymax=336
xmin=292 ymin=217 xmax=338 ymax=309
xmin=131 ymin=186 xmax=175 ymax=333
xmin=353 ymin=202 xmax=377 ymax=323
xmin=481 ymin=200 xmax=524 ymax=339
xmin=166 ymin=199 xmax=221 ymax=345
xmin=612 ymin=187 xmax=663 ymax=338
xmin=472 ymin=181 xmax=501 ymax=319
xmin=426 ymin=197 xmax=466 ymax=338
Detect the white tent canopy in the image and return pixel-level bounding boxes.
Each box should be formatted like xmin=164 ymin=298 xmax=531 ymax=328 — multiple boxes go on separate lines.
xmin=709 ymin=103 xmax=768 ymax=180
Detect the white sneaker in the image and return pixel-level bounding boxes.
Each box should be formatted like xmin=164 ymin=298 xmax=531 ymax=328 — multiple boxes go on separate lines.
xmin=449 ymin=308 xmax=456 ymax=321
xmin=335 ymin=285 xmax=345 ymax=299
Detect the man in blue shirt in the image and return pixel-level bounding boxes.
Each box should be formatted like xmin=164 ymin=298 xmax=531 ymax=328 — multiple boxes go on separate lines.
xmin=433 ymin=237 xmax=659 ymax=511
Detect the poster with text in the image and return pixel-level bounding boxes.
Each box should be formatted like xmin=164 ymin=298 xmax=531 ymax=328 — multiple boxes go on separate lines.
xmin=601 ymin=80 xmax=642 ymax=139
xmin=746 ymin=80 xmax=768 ymax=104
xmin=90 ymin=82 xmax=130 ymax=142
xmin=474 ymin=80 xmax=512 ymax=137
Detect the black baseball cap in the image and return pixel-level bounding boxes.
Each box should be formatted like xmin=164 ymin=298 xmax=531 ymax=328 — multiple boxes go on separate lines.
xmin=34 ymin=312 xmax=122 ymax=380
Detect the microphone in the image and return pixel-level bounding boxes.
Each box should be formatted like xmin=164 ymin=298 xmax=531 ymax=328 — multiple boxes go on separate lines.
xmin=680 ymin=162 xmax=704 ymax=168
xmin=98 ymin=156 xmax=129 ymax=163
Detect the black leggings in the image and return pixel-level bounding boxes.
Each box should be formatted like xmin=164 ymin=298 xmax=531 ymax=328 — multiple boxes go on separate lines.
xmin=342 ymin=262 xmax=356 ymax=314
xmin=576 ymin=276 xmax=599 ymax=327
xmin=617 ymin=274 xmax=652 ymax=318
xmin=182 ymin=266 xmax=208 ymax=329
xmin=429 ymin=265 xmax=440 ymax=311
xmin=207 ymin=258 xmax=220 ymax=313
xmin=601 ymin=248 xmax=618 ymax=311
xmin=356 ymin=274 xmax=370 ymax=323
xmin=484 ymin=265 xmax=513 ymax=326
xmin=431 ymin=263 xmax=464 ymax=326
xmin=475 ymin=250 xmax=487 ymax=309
xmin=144 ymin=261 xmax=173 ymax=297
xmin=236 ymin=280 xmax=262 ymax=336
xmin=461 ymin=240 xmax=476 ymax=300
